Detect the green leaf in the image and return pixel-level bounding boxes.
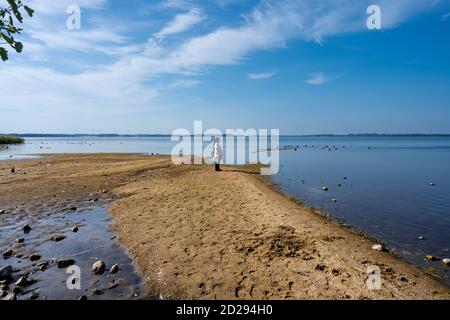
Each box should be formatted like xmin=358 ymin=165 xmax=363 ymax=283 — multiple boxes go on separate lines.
xmin=24 ymin=6 xmax=34 ymax=17
xmin=14 ymin=41 xmax=23 ymax=53
xmin=0 ymin=47 xmax=8 ymax=61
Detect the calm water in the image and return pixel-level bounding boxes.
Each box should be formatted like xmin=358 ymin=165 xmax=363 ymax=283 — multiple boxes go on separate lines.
xmin=2 ymin=136 xmax=450 ymax=285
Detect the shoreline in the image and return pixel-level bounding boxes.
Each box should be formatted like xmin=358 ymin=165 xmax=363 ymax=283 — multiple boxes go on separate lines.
xmin=1 ymin=154 xmax=449 ymax=300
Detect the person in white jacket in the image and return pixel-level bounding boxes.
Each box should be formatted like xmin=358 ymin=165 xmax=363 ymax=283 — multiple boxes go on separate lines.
xmin=213 ymin=137 xmax=223 ymax=172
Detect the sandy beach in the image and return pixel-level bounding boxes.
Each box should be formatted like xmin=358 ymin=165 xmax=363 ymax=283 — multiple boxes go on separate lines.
xmin=1 ymin=154 xmax=449 ymax=300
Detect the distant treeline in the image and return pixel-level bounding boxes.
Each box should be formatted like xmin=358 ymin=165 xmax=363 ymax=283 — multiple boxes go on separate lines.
xmin=0 ymin=135 xmax=24 ymax=144
xmin=8 ymin=133 xmax=450 ymax=138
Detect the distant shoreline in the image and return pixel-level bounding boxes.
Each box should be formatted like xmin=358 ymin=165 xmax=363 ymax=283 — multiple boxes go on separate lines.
xmin=6 ymin=133 xmax=450 ymax=138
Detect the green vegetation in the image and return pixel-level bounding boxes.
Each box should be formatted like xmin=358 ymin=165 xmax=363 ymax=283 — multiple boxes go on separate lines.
xmin=0 ymin=135 xmax=24 ymax=144
xmin=0 ymin=0 xmax=34 ymax=61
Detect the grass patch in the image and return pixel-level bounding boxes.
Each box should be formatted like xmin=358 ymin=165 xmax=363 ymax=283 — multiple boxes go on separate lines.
xmin=0 ymin=135 xmax=24 ymax=144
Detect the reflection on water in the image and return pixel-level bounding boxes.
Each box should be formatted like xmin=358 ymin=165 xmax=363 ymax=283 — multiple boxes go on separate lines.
xmin=1 ymin=136 xmax=450 ymax=286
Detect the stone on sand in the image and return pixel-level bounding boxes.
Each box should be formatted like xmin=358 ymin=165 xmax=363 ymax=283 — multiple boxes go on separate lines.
xmin=372 ymin=244 xmax=385 ymax=251
xmin=110 ymin=264 xmax=119 ymax=274
xmin=51 ymin=235 xmax=66 ymax=242
xmin=57 ymin=259 xmax=75 ymax=268
xmin=92 ymin=261 xmax=106 ymax=275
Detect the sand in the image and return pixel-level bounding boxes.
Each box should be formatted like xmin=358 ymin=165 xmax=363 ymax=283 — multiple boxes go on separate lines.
xmin=1 ymin=154 xmax=449 ymax=300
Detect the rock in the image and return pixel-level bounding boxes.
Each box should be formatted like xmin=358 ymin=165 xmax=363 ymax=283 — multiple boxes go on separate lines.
xmin=0 ymin=266 xmax=13 ymax=280
xmin=15 ymin=276 xmax=28 ymax=287
xmin=29 ymin=253 xmax=41 ymax=261
xmin=0 ymin=209 xmax=5 ymax=215
xmin=51 ymin=235 xmax=66 ymax=242
xmin=37 ymin=261 xmax=49 ymax=271
xmin=418 ymin=236 xmax=425 ymax=240
xmin=442 ymin=258 xmax=450 ymax=266
xmin=71 ymin=226 xmax=79 ymax=233
xmin=30 ymin=292 xmax=39 ymax=300
xmin=57 ymin=259 xmax=75 ymax=268
xmin=11 ymin=167 xmax=15 ymax=174
xmin=425 ymin=255 xmax=440 ymax=261
xmin=78 ymin=295 xmax=88 ymax=300
xmin=12 ymin=286 xmax=22 ymax=294
xmin=69 ymin=207 xmax=77 ymax=211
xmin=3 ymin=249 xmax=13 ymax=259
xmin=23 ymin=224 xmax=32 ymax=233
xmin=315 ymin=263 xmax=327 ymax=271
xmin=372 ymin=244 xmax=385 ymax=251
xmin=110 ymin=264 xmax=119 ymax=274
xmin=16 ymin=238 xmax=25 ymax=244
xmin=92 ymin=261 xmax=106 ymax=275
xmin=332 ymin=198 xmax=337 ymax=203
xmin=429 ymin=182 xmax=435 ymax=186
xmin=92 ymin=288 xmax=102 ymax=295
xmin=2 ymin=293 xmax=16 ymax=301
xmin=322 ymin=187 xmax=329 ymax=192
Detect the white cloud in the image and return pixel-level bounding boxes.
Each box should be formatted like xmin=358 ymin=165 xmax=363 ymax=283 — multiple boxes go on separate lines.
xmin=246 ymin=71 xmax=277 ymax=80
xmin=306 ymin=73 xmax=335 ymax=85
xmin=155 ymin=8 xmax=206 ymax=39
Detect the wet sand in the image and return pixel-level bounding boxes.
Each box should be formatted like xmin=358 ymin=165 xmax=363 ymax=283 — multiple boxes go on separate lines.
xmin=1 ymin=154 xmax=449 ymax=300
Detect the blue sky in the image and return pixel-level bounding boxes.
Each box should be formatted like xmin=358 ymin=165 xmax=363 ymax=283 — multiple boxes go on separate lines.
xmin=1 ymin=0 xmax=450 ymax=134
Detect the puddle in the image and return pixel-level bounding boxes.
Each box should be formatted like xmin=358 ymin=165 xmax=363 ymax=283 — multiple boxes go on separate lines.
xmin=0 ymin=205 xmax=145 ymax=300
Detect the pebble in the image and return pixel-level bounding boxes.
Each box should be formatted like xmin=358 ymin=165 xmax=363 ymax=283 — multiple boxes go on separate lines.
xmin=425 ymin=255 xmax=440 ymax=261
xmin=418 ymin=236 xmax=425 ymax=240
xmin=429 ymin=182 xmax=435 ymax=186
xmin=72 ymin=226 xmax=79 ymax=232
xmin=0 ymin=209 xmax=5 ymax=215
xmin=16 ymin=238 xmax=25 ymax=244
xmin=57 ymin=259 xmax=75 ymax=268
xmin=30 ymin=253 xmax=41 ymax=261
xmin=92 ymin=288 xmax=102 ymax=295
xmin=51 ymin=235 xmax=66 ymax=242
xmin=3 ymin=249 xmax=13 ymax=258
xmin=110 ymin=264 xmax=119 ymax=274
xmin=92 ymin=261 xmax=106 ymax=275
xmin=322 ymin=187 xmax=329 ymax=192
xmin=23 ymin=224 xmax=32 ymax=233
xmin=69 ymin=207 xmax=77 ymax=211
xmin=332 ymin=198 xmax=337 ymax=203
xmin=30 ymin=292 xmax=39 ymax=300
xmin=442 ymin=258 xmax=450 ymax=266
xmin=372 ymin=244 xmax=385 ymax=251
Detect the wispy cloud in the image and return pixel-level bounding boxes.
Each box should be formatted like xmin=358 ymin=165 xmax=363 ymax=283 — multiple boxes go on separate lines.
xmin=442 ymin=12 xmax=450 ymax=21
xmin=154 ymin=8 xmax=206 ymax=40
xmin=306 ymin=73 xmax=335 ymax=85
xmin=246 ymin=71 xmax=277 ymax=80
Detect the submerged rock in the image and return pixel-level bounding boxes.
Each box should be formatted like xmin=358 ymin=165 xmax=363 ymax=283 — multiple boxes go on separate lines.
xmin=3 ymin=249 xmax=13 ymax=259
xmin=57 ymin=259 xmax=75 ymax=268
xmin=92 ymin=261 xmax=106 ymax=275
xmin=0 ymin=266 xmax=13 ymax=280
xmin=30 ymin=253 xmax=41 ymax=261
xmin=110 ymin=264 xmax=119 ymax=274
xmin=51 ymin=235 xmax=66 ymax=242
xmin=425 ymin=255 xmax=440 ymax=262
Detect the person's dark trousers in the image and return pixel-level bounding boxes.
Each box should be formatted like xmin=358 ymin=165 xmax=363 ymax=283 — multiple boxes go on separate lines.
xmin=215 ymin=163 xmax=220 ymax=171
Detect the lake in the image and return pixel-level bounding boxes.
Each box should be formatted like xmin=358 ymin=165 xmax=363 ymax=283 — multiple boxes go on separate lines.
xmin=1 ymin=136 xmax=449 ymax=286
